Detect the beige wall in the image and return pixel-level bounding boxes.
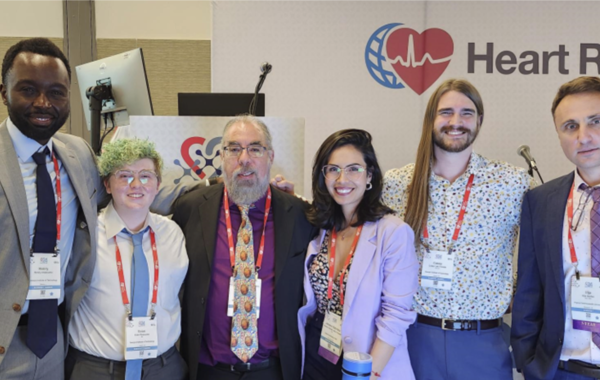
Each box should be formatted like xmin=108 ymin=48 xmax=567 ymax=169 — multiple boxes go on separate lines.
xmin=0 ymin=1 xmax=63 ymax=37
xmin=95 ymin=1 xmax=211 ymax=40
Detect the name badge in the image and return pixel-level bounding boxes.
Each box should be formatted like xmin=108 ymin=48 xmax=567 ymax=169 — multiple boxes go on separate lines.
xmin=571 ymin=276 xmax=600 ymax=332
xmin=255 ymin=278 xmax=262 ymax=319
xmin=27 ymin=253 xmax=61 ymax=300
xmin=318 ymin=310 xmax=343 ymax=365
xmin=421 ymin=249 xmax=455 ymax=290
xmin=227 ymin=277 xmax=262 ymax=319
xmin=125 ymin=317 xmax=158 ymax=360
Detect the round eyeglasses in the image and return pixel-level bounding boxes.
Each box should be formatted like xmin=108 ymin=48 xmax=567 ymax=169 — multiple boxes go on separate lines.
xmin=322 ymin=164 xmax=366 ymax=181
xmin=113 ymin=170 xmax=158 ymax=185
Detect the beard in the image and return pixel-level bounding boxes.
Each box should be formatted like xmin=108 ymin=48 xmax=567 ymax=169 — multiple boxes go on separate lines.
xmin=223 ymin=163 xmax=271 ymax=206
xmin=7 ymin=105 xmax=68 ymax=143
xmin=433 ymin=125 xmax=479 ymax=153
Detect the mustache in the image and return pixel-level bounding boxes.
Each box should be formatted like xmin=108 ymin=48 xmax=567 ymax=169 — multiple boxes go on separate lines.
xmin=26 ymin=108 xmax=58 ymax=118
xmin=233 ymin=165 xmax=255 ymax=177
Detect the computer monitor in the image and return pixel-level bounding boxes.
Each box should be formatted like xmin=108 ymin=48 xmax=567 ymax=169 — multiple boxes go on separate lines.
xmin=75 ymin=48 xmax=154 ymax=131
xmin=178 ymin=93 xmax=265 ymax=117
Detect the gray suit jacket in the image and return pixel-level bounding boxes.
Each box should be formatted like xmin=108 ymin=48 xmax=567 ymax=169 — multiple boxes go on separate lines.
xmin=0 ymin=120 xmax=101 ymax=366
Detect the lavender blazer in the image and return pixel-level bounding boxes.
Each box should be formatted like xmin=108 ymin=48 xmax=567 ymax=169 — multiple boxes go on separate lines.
xmin=297 ymin=215 xmax=419 ymax=379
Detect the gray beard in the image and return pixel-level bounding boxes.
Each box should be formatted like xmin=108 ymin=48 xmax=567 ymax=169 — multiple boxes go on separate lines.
xmin=223 ymin=170 xmax=270 ymax=206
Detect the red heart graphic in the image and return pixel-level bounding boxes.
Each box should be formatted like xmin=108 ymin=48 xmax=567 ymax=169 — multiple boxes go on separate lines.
xmin=386 ymin=28 xmax=454 ymax=95
xmin=181 ymin=136 xmax=206 ymax=179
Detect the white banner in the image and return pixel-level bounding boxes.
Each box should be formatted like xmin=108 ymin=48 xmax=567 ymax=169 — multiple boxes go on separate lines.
xmin=112 ymin=116 xmax=305 ymax=192
xmin=212 ymin=1 xmax=600 ymax=195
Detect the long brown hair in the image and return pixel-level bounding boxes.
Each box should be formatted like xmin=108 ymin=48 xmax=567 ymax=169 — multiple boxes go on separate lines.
xmin=404 ymin=79 xmax=484 ymax=239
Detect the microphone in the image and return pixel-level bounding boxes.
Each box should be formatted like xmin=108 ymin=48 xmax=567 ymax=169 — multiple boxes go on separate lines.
xmin=249 ymin=62 xmax=273 ymax=115
xmin=517 ymin=145 xmax=537 ymax=169
xmin=260 ymin=62 xmax=272 ymax=74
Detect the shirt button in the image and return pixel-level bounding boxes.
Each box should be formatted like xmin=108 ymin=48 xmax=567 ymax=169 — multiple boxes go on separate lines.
xmin=0 ymin=347 xmax=5 ymax=355
xmin=344 ymin=337 xmax=352 ymax=344
xmin=12 ymin=304 xmax=21 ymax=312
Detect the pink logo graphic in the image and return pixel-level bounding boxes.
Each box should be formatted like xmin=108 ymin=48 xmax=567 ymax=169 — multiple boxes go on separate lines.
xmin=174 ymin=136 xmax=222 ymax=184
xmin=366 ymin=24 xmax=454 ymax=95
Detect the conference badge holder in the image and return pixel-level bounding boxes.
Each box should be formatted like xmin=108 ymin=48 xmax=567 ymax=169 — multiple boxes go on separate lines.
xmin=27 ymin=252 xmax=61 ymax=300
xmin=571 ymin=276 xmax=600 ymax=333
xmin=421 ymin=249 xmax=455 ymax=290
xmin=227 ymin=277 xmax=262 ymax=319
xmin=125 ymin=316 xmax=158 ymax=360
xmin=318 ymin=310 xmax=343 ymax=365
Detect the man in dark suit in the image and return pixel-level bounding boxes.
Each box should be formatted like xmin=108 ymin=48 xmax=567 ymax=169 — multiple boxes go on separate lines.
xmin=0 ymin=38 xmax=101 ymax=379
xmin=512 ymin=76 xmax=600 ymax=380
xmin=172 ymin=115 xmax=317 ymax=380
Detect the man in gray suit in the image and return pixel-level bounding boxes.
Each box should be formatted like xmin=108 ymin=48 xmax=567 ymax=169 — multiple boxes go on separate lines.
xmin=0 ymin=38 xmax=101 ymax=380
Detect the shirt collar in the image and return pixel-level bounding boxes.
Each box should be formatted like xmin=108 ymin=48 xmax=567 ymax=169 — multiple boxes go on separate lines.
xmin=104 ymin=201 xmax=155 ymax=239
xmin=6 ymin=117 xmax=54 ymax=162
xmin=574 ymin=169 xmax=588 ymax=192
xmin=430 ymin=151 xmax=483 ymax=182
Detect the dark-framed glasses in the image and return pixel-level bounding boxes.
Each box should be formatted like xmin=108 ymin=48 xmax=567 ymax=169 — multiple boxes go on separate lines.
xmin=322 ymin=164 xmax=366 ymax=181
xmin=223 ymin=144 xmax=268 ymax=158
xmin=113 ymin=170 xmax=158 ymax=185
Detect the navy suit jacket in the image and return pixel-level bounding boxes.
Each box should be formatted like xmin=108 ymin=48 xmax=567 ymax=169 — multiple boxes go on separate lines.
xmin=511 ymin=172 xmax=573 ymax=380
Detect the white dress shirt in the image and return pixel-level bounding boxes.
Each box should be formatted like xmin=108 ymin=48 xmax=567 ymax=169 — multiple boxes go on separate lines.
xmin=6 ymin=118 xmax=78 ymax=314
xmin=69 ymin=201 xmax=189 ymax=360
xmin=560 ymin=170 xmax=600 ymax=363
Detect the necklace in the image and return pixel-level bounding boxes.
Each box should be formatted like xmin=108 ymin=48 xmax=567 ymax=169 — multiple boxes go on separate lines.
xmin=339 ymin=226 xmax=356 ymax=241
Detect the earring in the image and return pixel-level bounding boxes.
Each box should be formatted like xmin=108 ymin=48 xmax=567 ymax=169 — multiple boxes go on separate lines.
xmin=366 ymin=182 xmax=372 ymax=191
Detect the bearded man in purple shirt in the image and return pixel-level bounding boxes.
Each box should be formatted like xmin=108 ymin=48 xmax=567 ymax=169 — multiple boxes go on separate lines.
xmin=172 ymin=115 xmax=317 ymax=380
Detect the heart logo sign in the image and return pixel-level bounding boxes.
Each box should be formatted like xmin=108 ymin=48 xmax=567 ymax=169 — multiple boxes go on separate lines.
xmin=174 ymin=136 xmax=222 ymax=184
xmin=365 ymin=24 xmax=454 ymax=95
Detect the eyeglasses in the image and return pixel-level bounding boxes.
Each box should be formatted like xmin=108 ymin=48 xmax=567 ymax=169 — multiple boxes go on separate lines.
xmin=322 ymin=164 xmax=366 ymax=181
xmin=113 ymin=170 xmax=158 ymax=185
xmin=222 ymin=144 xmax=268 ymax=158
xmin=572 ymin=187 xmax=597 ymax=231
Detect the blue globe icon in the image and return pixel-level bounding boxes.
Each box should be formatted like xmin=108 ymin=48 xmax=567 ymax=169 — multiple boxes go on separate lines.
xmin=365 ymin=23 xmax=404 ymax=89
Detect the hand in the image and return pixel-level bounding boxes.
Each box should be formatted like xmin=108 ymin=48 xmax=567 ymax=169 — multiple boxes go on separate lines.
xmin=270 ymin=174 xmax=295 ymax=195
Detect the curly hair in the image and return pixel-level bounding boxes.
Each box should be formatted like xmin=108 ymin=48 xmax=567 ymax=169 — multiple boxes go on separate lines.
xmin=2 ymin=37 xmax=71 ymax=84
xmin=97 ymin=138 xmax=163 ymax=182
xmin=306 ymin=129 xmax=393 ymax=231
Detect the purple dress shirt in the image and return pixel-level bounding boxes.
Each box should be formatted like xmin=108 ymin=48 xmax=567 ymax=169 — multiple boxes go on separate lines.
xmin=199 ymin=193 xmax=278 ymax=365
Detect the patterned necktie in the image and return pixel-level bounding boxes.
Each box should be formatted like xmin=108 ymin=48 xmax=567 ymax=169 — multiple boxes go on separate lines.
xmin=231 ymin=205 xmax=258 ymax=362
xmin=125 ymin=230 xmax=149 ymax=380
xmin=27 ymin=148 xmax=58 ymax=358
xmin=585 ymin=184 xmax=600 ymax=348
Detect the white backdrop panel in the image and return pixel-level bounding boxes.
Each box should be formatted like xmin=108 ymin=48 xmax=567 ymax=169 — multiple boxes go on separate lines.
xmin=212 ymin=1 xmax=599 ymax=196
xmin=112 ymin=116 xmax=305 ymax=192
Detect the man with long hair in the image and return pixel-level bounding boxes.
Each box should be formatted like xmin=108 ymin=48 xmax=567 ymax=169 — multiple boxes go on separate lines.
xmin=512 ymin=77 xmax=600 ymax=380
xmin=383 ymin=78 xmax=534 ymax=379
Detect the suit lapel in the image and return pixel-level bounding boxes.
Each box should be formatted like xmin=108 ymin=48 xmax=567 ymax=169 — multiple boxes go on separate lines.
xmin=199 ymin=183 xmax=224 ymax=272
xmin=0 ymin=122 xmax=30 ymax=270
xmin=343 ymin=221 xmax=377 ymax=315
xmin=546 ymin=173 xmax=574 ymax=310
xmin=272 ymin=187 xmax=294 ymax=284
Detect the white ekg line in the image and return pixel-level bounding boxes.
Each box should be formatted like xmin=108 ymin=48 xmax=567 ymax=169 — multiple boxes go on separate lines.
xmin=387 ymin=34 xmax=451 ymax=68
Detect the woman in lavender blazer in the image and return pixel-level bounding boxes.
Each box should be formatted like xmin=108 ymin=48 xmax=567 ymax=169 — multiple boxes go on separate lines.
xmin=298 ymin=129 xmax=419 ymax=380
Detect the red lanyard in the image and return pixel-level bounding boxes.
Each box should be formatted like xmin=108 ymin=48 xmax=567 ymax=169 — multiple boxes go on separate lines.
xmin=114 ymin=229 xmax=159 ymax=317
xmin=223 ymin=186 xmax=272 ymax=271
xmin=327 ymin=225 xmax=363 ymax=306
xmin=567 ymin=182 xmax=580 ymax=277
xmin=422 ymin=174 xmax=475 ymax=252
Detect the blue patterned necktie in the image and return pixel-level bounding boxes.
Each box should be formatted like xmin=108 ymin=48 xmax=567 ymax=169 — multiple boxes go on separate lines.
xmin=27 ymin=148 xmax=58 ymax=358
xmin=125 ymin=229 xmax=149 ymax=380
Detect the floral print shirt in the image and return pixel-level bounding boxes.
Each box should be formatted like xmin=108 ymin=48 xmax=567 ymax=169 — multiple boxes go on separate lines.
xmin=383 ymin=152 xmax=534 ymax=320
